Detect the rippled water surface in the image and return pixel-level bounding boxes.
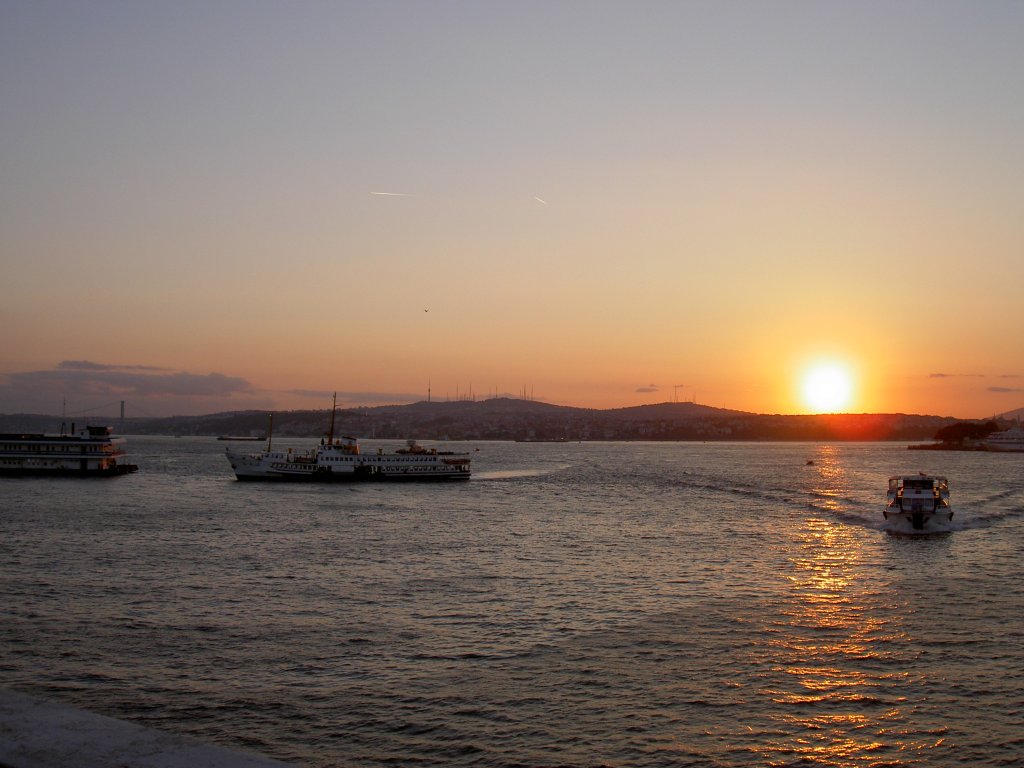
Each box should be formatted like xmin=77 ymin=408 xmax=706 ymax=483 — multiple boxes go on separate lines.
xmin=2 ymin=438 xmax=1023 ymax=766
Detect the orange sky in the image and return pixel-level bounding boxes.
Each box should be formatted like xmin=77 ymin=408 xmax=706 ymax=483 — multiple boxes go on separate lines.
xmin=2 ymin=3 xmax=1023 ymax=419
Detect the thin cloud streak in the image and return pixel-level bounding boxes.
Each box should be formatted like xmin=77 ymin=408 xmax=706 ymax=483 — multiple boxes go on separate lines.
xmin=58 ymin=360 xmax=168 ymax=372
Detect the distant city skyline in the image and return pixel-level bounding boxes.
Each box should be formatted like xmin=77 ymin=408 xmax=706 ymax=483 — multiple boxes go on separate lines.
xmin=3 ymin=2 xmax=1022 ymax=419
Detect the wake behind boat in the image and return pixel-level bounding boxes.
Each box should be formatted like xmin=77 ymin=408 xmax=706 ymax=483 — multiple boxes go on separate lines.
xmin=224 ymin=395 xmax=470 ymax=482
xmin=883 ymin=474 xmax=952 ymax=532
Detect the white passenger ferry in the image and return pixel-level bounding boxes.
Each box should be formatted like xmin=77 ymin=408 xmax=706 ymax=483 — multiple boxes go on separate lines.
xmin=0 ymin=425 xmax=138 ymax=477
xmin=984 ymin=425 xmax=1024 ymax=452
xmin=226 ymin=436 xmax=471 ymax=481
xmin=883 ymin=474 xmax=952 ymax=532
xmin=224 ymin=397 xmax=471 ymax=482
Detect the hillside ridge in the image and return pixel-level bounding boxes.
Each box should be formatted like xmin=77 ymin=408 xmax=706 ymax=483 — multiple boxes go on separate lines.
xmin=3 ymin=398 xmax=1007 ymax=442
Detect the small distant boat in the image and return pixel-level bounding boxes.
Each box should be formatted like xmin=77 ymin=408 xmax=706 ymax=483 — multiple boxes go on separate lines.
xmin=883 ymin=474 xmax=952 ymax=532
xmin=0 ymin=425 xmax=138 ymax=477
xmin=984 ymin=426 xmax=1024 ymax=452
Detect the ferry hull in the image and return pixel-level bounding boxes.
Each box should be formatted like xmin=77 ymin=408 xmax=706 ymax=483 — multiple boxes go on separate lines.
xmin=0 ymin=464 xmax=138 ymax=478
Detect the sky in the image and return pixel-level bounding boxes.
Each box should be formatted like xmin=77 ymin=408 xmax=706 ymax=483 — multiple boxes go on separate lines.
xmin=2 ymin=1 xmax=1022 ymax=419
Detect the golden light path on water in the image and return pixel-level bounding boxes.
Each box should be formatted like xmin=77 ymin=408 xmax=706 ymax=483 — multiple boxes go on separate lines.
xmin=752 ymin=446 xmax=938 ymax=766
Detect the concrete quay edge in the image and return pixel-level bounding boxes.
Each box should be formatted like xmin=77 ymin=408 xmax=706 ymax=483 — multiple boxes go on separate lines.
xmin=0 ymin=689 xmax=293 ymax=768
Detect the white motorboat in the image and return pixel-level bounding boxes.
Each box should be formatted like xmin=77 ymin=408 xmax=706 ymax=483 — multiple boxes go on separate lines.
xmin=883 ymin=474 xmax=952 ymax=532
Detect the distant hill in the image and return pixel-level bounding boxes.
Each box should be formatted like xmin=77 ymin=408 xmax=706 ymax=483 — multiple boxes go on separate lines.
xmin=998 ymin=406 xmax=1024 ymax=421
xmin=0 ymin=398 xmax=973 ymax=442
xmin=602 ymin=401 xmax=752 ymax=420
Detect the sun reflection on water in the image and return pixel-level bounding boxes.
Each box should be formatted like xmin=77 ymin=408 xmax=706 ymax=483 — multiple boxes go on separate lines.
xmin=809 ymin=445 xmax=848 ymax=516
xmin=748 ymin=446 xmax=944 ymax=766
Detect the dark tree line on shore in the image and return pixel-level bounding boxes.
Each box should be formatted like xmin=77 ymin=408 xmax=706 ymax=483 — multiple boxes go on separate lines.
xmin=933 ymin=420 xmax=1000 ymax=445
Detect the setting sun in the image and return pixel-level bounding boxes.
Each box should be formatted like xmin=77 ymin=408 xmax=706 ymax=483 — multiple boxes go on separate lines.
xmin=802 ymin=363 xmax=854 ymax=413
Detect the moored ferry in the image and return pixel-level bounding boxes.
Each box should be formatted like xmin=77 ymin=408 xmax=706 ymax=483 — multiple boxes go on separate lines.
xmin=984 ymin=425 xmax=1024 ymax=452
xmin=0 ymin=425 xmax=139 ymax=477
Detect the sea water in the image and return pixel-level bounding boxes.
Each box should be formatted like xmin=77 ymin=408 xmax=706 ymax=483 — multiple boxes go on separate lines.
xmin=2 ymin=437 xmax=1023 ymax=766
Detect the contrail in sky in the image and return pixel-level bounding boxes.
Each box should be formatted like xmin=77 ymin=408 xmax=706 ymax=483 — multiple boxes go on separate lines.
xmin=370 ymin=191 xmax=410 ymax=196
xmin=534 ymin=196 xmax=548 ymax=205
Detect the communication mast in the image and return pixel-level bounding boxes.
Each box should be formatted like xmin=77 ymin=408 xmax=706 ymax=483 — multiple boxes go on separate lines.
xmin=674 ymin=384 xmax=695 ymax=404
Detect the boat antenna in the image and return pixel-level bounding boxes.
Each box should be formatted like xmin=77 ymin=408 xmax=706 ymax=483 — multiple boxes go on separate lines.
xmin=328 ymin=392 xmax=337 ymax=444
xmin=266 ymin=413 xmax=273 ymax=452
